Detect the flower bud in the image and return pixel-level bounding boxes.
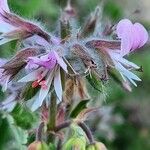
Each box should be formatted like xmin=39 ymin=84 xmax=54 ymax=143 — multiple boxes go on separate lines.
xmin=95 ymin=142 xmax=107 ymax=150
xmin=86 ymin=142 xmax=107 ymax=150
xmin=28 ymin=141 xmax=49 ymax=150
xmin=86 ymin=144 xmax=96 ymax=150
xmin=63 ymin=137 xmax=86 ymax=150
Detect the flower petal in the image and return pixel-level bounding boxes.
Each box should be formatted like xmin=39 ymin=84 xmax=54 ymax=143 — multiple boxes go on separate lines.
xmin=120 ymin=30 xmax=133 ymax=56
xmin=116 ymin=19 xmax=132 ymax=38
xmin=31 ymin=70 xmax=54 ymax=111
xmin=54 ymin=51 xmax=68 ymax=72
xmin=133 ymin=23 xmax=148 ymax=48
xmin=18 ymin=68 xmax=44 ymax=82
xmin=0 ymin=0 xmax=10 ymax=13
xmin=114 ymin=61 xmax=141 ymax=86
xmin=54 ymin=67 xmax=62 ymax=101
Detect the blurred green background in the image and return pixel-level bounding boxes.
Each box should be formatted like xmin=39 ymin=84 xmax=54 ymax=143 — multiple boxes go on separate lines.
xmin=0 ymin=0 xmax=150 ymax=150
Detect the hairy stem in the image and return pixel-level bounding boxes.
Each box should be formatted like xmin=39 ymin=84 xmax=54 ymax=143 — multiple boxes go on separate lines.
xmin=48 ymin=93 xmax=57 ymax=130
xmin=36 ymin=122 xmax=44 ymax=141
xmin=47 ymin=93 xmax=57 ymax=143
xmin=54 ymin=120 xmax=71 ymax=132
xmin=54 ymin=120 xmax=95 ymax=145
xmin=78 ymin=122 xmax=95 ymax=144
xmin=57 ymin=139 xmax=62 ymax=150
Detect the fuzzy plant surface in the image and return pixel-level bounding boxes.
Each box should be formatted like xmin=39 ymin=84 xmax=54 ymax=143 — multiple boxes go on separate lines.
xmin=0 ymin=0 xmax=149 ymax=149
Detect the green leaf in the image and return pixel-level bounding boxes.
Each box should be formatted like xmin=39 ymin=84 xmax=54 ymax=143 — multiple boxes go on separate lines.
xmin=0 ymin=112 xmax=28 ymax=150
xmin=9 ymin=0 xmax=42 ymax=17
xmin=70 ymin=100 xmax=90 ymax=118
xmin=104 ymin=0 xmax=123 ymax=21
xmin=11 ymin=104 xmax=38 ymax=129
xmin=86 ymin=73 xmax=103 ymax=92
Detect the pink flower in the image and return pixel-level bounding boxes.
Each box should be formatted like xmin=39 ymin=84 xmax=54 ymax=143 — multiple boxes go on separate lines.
xmin=104 ymin=19 xmax=149 ymax=87
xmin=19 ymin=51 xmax=68 ymax=111
xmin=116 ymin=19 xmax=148 ymax=56
xmin=27 ymin=51 xmax=67 ymax=71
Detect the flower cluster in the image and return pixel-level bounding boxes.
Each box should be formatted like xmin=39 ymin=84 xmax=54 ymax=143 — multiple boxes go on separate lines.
xmin=0 ymin=0 xmax=149 ymax=149
xmin=0 ymin=0 xmax=148 ymax=112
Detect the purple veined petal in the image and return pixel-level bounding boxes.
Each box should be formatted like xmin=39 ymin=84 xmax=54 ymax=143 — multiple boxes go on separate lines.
xmin=39 ymin=52 xmax=57 ymax=69
xmin=0 ymin=0 xmax=10 ymax=13
xmin=133 ymin=23 xmax=149 ymax=48
xmin=54 ymin=67 xmax=62 ymax=101
xmin=18 ymin=67 xmax=44 ymax=82
xmin=116 ymin=19 xmax=133 ymax=38
xmin=28 ymin=55 xmax=57 ymax=70
xmin=53 ymin=51 xmax=68 ymax=72
xmin=32 ymin=69 xmax=55 ymax=111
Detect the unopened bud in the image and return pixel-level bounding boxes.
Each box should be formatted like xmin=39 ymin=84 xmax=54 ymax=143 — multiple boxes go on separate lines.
xmin=86 ymin=144 xmax=96 ymax=150
xmin=95 ymin=142 xmax=107 ymax=150
xmin=28 ymin=141 xmax=49 ymax=150
xmin=63 ymin=137 xmax=86 ymax=150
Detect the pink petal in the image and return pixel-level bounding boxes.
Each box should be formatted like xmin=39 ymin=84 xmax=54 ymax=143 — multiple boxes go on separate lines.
xmin=133 ymin=23 xmax=148 ymax=48
xmin=28 ymin=54 xmax=57 ymax=70
xmin=54 ymin=67 xmax=62 ymax=101
xmin=53 ymin=51 xmax=68 ymax=72
xmin=116 ymin=19 xmax=133 ymax=38
xmin=120 ymin=31 xmax=133 ymax=56
xmin=131 ymin=25 xmax=141 ymax=50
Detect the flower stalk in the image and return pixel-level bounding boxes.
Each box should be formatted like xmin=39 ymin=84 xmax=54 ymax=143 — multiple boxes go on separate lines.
xmin=36 ymin=122 xmax=45 ymax=141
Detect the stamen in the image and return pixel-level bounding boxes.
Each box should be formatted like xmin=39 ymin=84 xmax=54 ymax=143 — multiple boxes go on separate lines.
xmin=37 ymin=73 xmax=43 ymax=81
xmin=32 ymin=81 xmax=39 ymax=88
xmin=39 ymin=80 xmax=48 ymax=90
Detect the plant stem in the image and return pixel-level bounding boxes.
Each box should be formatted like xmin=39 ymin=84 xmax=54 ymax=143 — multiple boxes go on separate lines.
xmin=57 ymin=139 xmax=62 ymax=150
xmin=48 ymin=93 xmax=57 ymax=130
xmin=47 ymin=93 xmax=57 ymax=143
xmin=54 ymin=120 xmax=95 ymax=145
xmin=54 ymin=120 xmax=71 ymax=132
xmin=36 ymin=122 xmax=44 ymax=141
xmin=78 ymin=122 xmax=95 ymax=144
